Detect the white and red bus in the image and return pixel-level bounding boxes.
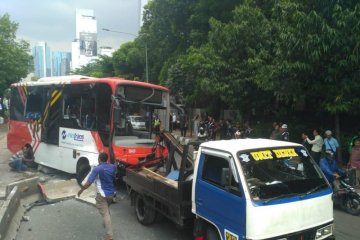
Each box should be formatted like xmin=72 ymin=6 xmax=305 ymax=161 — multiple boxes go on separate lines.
xmin=7 ymin=75 xmax=170 ymax=183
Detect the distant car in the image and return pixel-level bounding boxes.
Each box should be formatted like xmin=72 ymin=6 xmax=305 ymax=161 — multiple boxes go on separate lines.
xmin=127 ymin=116 xmax=147 ymax=130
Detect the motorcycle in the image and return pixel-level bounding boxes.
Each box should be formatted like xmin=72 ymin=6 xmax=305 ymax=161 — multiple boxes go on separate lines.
xmin=333 ymin=176 xmax=360 ymax=215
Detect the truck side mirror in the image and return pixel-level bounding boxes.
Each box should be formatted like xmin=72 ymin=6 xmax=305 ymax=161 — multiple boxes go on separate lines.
xmin=221 ymin=168 xmax=230 ymax=187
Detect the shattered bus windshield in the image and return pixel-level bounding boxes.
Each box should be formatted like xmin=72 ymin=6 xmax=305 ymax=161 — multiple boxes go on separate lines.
xmin=113 ymin=84 xmax=168 ymax=141
xmin=238 ymin=147 xmax=328 ymax=202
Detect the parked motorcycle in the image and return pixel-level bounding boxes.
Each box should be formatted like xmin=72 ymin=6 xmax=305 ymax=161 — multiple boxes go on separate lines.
xmin=333 ymin=176 xmax=360 ymax=215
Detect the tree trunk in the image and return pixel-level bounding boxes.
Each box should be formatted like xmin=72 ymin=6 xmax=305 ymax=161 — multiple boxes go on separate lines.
xmin=335 ymin=113 xmax=342 ymax=165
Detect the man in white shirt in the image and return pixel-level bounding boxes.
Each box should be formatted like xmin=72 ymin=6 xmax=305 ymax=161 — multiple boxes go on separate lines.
xmin=172 ymin=113 xmax=177 ymax=130
xmin=305 ymin=129 xmax=324 ymax=164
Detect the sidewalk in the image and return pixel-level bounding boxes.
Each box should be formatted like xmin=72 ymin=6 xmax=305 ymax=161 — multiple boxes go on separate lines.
xmin=0 ymin=123 xmax=7 ymax=139
xmin=0 ymin=124 xmax=36 ymax=199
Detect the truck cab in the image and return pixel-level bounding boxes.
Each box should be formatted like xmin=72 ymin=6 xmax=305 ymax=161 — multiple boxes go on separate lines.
xmin=192 ymin=139 xmax=334 ymax=240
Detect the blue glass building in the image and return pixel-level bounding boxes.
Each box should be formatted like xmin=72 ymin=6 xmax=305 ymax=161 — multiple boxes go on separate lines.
xmin=32 ymin=42 xmax=51 ymax=78
xmin=52 ymin=51 xmax=71 ymax=76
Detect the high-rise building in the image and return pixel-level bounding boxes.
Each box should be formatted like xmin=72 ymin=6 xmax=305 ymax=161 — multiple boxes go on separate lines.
xmin=32 ymin=42 xmax=52 ymax=78
xmin=71 ymin=9 xmax=98 ymax=70
xmin=52 ymin=51 xmax=71 ymax=76
xmin=99 ymin=46 xmax=115 ymax=57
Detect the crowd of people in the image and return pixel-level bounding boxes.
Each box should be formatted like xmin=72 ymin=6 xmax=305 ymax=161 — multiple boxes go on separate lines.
xmin=189 ymin=117 xmax=360 ymax=188
xmin=189 ymin=114 xmax=256 ymax=141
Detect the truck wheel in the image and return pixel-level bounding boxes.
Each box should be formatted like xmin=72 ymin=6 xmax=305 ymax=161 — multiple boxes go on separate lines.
xmin=135 ymin=194 xmax=156 ymax=225
xmin=206 ymin=226 xmax=220 ymax=240
xmin=77 ymin=163 xmax=90 ymax=186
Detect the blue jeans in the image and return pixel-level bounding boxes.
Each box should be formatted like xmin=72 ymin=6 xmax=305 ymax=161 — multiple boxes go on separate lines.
xmin=9 ymin=158 xmax=27 ymax=171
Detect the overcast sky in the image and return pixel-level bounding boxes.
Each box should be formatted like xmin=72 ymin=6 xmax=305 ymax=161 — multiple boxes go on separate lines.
xmin=1 ymin=0 xmax=147 ymax=52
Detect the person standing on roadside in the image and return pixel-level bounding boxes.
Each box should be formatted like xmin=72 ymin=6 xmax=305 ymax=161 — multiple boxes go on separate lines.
xmin=324 ymin=130 xmax=339 ymax=159
xmin=304 ymin=129 xmax=324 ymax=165
xmin=179 ymin=112 xmax=188 ymax=137
xmin=348 ymin=130 xmax=360 ymax=154
xmin=193 ymin=114 xmax=200 ymax=137
xmin=0 ymin=98 xmax=3 ymax=117
xmin=173 ymin=112 xmax=178 ymax=131
xmin=279 ymin=124 xmax=290 ymax=141
xmin=349 ymin=138 xmax=360 ymax=187
xmin=169 ymin=113 xmax=173 ymax=132
xmin=78 ymin=153 xmax=116 ymax=240
xmin=270 ymin=122 xmax=280 ymax=139
xmin=301 ymin=132 xmax=312 ymax=152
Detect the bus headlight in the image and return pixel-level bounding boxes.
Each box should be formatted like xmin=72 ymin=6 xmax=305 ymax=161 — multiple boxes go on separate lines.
xmin=315 ymin=224 xmax=333 ymax=239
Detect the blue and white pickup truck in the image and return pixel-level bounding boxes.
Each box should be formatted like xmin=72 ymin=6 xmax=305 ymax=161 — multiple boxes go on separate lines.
xmin=125 ymin=137 xmax=335 ymax=240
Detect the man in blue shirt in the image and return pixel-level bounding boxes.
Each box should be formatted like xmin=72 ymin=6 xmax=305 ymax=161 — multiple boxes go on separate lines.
xmin=320 ymin=150 xmax=344 ymax=190
xmin=78 ymin=152 xmax=116 ymax=240
xmin=324 ymin=130 xmax=339 ymax=157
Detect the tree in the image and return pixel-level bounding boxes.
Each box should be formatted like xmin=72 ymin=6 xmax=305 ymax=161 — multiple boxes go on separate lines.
xmin=0 ymin=14 xmax=32 ymax=97
xmin=168 ymin=3 xmax=274 ymax=118
xmin=141 ymin=0 xmax=196 ymax=84
xmin=251 ymin=0 xmax=360 ymax=114
xmin=189 ymin=0 xmax=242 ymax=46
xmin=112 ymin=41 xmax=145 ymax=80
xmin=72 ymin=55 xmax=115 ymax=78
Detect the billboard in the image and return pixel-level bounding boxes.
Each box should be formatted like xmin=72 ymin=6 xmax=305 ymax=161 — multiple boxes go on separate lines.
xmin=79 ymin=32 xmax=97 ymax=57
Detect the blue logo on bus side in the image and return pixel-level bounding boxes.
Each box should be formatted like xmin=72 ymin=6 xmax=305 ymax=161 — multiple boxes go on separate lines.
xmin=62 ymin=130 xmax=67 ymax=140
xmin=61 ymin=130 xmax=84 ymax=142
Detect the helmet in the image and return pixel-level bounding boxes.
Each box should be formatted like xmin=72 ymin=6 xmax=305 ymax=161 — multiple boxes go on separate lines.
xmin=199 ymin=127 xmax=205 ymax=134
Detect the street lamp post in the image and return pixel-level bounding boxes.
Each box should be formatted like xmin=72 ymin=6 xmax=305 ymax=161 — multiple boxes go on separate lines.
xmin=102 ymin=28 xmax=149 ymax=82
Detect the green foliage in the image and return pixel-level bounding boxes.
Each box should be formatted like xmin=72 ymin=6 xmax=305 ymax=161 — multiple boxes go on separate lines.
xmin=72 ymin=55 xmax=114 ymax=78
xmin=112 ymin=41 xmax=145 ymax=80
xmin=71 ymin=0 xmax=360 ymax=120
xmin=0 ymin=14 xmax=32 ymax=97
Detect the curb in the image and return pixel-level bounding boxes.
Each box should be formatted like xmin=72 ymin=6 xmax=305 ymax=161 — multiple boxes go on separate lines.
xmin=0 ymin=177 xmax=42 ymax=240
xmin=0 ymin=186 xmax=20 ymax=240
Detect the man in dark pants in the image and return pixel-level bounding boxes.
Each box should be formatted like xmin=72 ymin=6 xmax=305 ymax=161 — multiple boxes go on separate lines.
xmin=78 ymin=153 xmax=116 ymax=240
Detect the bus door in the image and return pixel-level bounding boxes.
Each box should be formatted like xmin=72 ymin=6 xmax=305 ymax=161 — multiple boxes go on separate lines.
xmin=40 ymin=87 xmax=62 ymax=145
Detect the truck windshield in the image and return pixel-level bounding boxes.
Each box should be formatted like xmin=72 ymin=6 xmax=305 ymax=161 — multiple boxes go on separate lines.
xmin=237 ymin=146 xmax=328 ymax=202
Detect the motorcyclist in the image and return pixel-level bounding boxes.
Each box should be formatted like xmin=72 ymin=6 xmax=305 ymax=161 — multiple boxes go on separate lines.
xmin=197 ymin=127 xmax=207 ymax=141
xmin=320 ymin=150 xmax=344 ymax=190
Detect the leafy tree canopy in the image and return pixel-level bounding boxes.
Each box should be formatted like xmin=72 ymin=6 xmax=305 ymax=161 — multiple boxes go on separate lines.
xmin=0 ymin=14 xmax=32 ymax=97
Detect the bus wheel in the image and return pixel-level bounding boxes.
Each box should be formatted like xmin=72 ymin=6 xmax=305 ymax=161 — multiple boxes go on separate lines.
xmin=77 ymin=163 xmax=90 ymax=186
xmin=206 ymin=226 xmax=220 ymax=240
xmin=135 ymin=194 xmax=156 ymax=225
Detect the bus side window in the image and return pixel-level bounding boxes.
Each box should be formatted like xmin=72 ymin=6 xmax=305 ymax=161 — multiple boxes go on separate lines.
xmin=62 ymin=95 xmax=81 ymax=129
xmin=81 ymin=96 xmax=96 ymax=130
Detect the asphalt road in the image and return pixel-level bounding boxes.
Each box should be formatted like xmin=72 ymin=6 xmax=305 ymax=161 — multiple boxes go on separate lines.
xmin=16 ymin=194 xmax=193 ymax=240
xmin=333 ymin=208 xmax=360 ymax=240
xmin=15 ymin=193 xmax=360 ymax=240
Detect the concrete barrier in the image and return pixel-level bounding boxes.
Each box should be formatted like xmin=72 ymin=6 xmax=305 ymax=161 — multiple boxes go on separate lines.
xmin=6 ymin=176 xmax=40 ymax=199
xmin=0 ymin=177 xmax=41 ymax=240
xmin=38 ymin=179 xmax=96 ymax=205
xmin=0 ymin=186 xmax=20 ymax=240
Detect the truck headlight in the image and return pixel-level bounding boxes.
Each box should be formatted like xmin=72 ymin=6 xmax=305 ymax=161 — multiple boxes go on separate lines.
xmin=315 ymin=224 xmax=333 ymax=240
